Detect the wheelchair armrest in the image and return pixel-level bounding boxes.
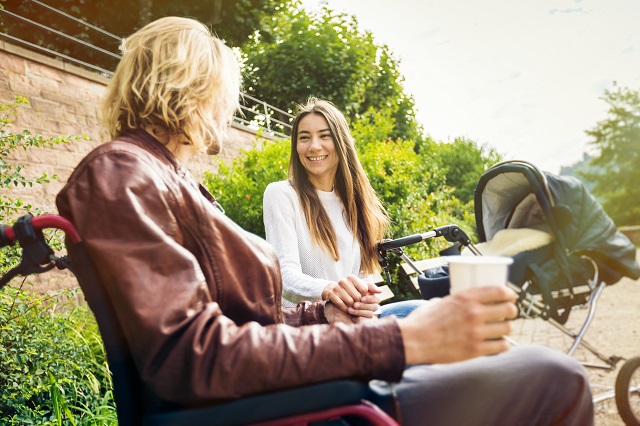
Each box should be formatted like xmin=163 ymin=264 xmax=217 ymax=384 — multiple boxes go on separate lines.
xmin=144 ymin=380 xmax=372 ymax=426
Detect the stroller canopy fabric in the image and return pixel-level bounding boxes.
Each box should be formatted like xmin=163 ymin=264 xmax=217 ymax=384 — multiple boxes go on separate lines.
xmin=545 ymin=172 xmax=640 ymax=281
xmin=475 ymin=161 xmax=640 ymax=285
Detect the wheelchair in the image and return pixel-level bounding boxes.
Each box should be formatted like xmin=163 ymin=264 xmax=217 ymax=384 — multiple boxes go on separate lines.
xmin=0 ymin=214 xmax=398 ymax=426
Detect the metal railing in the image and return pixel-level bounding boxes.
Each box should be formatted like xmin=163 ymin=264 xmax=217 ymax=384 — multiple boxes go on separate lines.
xmin=0 ymin=0 xmax=293 ymax=138
xmin=237 ymin=93 xmax=294 ymax=139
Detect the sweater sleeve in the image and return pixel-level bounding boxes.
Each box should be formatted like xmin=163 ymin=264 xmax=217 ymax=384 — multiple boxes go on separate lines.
xmin=263 ymin=182 xmax=332 ymax=303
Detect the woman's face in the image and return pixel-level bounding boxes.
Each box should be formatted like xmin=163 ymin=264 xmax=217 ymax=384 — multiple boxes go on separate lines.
xmin=296 ymin=113 xmax=340 ymax=191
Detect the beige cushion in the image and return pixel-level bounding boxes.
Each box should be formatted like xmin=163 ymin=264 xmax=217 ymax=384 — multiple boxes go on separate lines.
xmin=462 ymin=228 xmax=554 ymax=257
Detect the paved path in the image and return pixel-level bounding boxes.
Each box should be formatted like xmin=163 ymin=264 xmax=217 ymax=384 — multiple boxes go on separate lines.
xmin=510 ymin=250 xmax=640 ymax=425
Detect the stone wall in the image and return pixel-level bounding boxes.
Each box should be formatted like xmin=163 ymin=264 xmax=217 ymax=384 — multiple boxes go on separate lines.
xmin=0 ymin=40 xmax=271 ymax=294
xmin=0 ymin=41 xmax=267 ymax=212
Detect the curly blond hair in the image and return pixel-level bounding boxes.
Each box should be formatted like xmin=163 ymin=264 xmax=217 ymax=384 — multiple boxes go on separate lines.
xmin=102 ymin=16 xmax=240 ymax=154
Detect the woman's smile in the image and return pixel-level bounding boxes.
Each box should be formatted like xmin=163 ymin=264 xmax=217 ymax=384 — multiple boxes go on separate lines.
xmin=296 ymin=113 xmax=339 ymax=191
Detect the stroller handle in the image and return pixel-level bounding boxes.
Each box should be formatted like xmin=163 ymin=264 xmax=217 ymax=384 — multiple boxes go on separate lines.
xmin=378 ymin=224 xmax=474 ymax=252
xmin=0 ymin=214 xmax=81 ymax=247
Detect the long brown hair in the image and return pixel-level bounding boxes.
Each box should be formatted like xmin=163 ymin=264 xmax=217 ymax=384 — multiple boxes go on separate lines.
xmin=289 ymin=98 xmax=389 ymax=274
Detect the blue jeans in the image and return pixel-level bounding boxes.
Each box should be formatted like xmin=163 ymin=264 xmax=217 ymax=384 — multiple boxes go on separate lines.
xmin=378 ymin=299 xmax=427 ymax=319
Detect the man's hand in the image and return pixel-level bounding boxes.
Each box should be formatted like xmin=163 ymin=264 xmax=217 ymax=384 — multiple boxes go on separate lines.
xmin=397 ymin=285 xmax=518 ymax=365
xmin=321 ymin=275 xmax=381 ymax=318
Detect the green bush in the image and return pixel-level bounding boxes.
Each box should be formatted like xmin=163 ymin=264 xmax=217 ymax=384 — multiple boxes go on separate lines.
xmin=353 ymin=110 xmax=476 ymax=297
xmin=204 ymin=136 xmax=290 ymax=237
xmin=0 ymin=97 xmax=71 ymax=213
xmin=0 ymin=96 xmax=83 ymax=271
xmin=0 ymin=97 xmax=114 ymax=423
xmin=430 ymin=137 xmax=502 ymax=205
xmin=0 ymin=286 xmax=116 ymax=425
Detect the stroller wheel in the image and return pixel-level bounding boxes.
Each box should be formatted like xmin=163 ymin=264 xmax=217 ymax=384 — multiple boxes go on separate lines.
xmin=616 ymin=356 xmax=640 ymax=426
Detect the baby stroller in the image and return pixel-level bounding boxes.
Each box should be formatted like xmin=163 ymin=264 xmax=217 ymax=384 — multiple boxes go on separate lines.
xmin=471 ymin=160 xmax=640 ymax=362
xmin=377 ymin=160 xmax=640 ymax=423
xmin=617 ymin=355 xmax=640 ymax=426
xmin=475 ymin=160 xmax=640 ymax=424
xmin=379 ymin=161 xmax=639 ymax=341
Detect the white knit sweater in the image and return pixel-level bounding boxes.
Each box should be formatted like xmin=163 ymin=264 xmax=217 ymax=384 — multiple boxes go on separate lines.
xmin=263 ymin=180 xmax=371 ymax=307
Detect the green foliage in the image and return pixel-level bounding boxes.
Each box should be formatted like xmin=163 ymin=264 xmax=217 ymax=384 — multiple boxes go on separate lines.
xmin=581 ymin=84 xmax=640 ymax=226
xmin=0 ymin=96 xmax=79 ymax=271
xmin=0 ymin=97 xmax=109 ymax=422
xmin=0 ymin=286 xmax=116 ymax=425
xmin=1 ymin=97 xmax=61 ymax=211
xmin=1 ymin=0 xmax=294 ymax=72
xmin=430 ymin=137 xmax=503 ymax=204
xmin=242 ymin=5 xmax=420 ymax=140
xmin=144 ymin=0 xmax=297 ymax=48
xmin=354 ymin=115 xmax=475 ymax=298
xmin=204 ymin=138 xmax=290 ymax=237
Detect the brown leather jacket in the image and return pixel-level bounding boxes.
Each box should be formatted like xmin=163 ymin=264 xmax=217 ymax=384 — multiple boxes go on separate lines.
xmin=56 ymin=129 xmax=405 ymax=404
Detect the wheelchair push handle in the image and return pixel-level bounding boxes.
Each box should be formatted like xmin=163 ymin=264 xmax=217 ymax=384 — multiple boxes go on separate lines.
xmin=0 ymin=214 xmax=81 ymax=247
xmin=0 ymin=214 xmax=81 ymax=290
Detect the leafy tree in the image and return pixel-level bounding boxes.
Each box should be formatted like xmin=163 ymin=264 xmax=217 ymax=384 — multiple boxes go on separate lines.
xmin=0 ymin=0 xmax=293 ymax=72
xmin=581 ymin=85 xmax=640 ymax=226
xmin=242 ymin=5 xmax=420 ymax=140
xmin=430 ymin=137 xmax=502 ymax=204
xmin=352 ymin=110 xmax=475 ymax=253
xmin=140 ymin=0 xmax=294 ymax=47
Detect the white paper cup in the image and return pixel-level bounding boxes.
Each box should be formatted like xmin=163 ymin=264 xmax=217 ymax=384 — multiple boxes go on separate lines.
xmin=447 ymin=256 xmax=513 ymax=294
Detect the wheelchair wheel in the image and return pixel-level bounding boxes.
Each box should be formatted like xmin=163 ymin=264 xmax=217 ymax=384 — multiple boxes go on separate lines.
xmin=616 ymin=356 xmax=640 ymax=426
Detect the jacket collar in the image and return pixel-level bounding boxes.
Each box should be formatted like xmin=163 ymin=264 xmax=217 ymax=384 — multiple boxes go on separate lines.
xmin=119 ymin=128 xmax=183 ymax=172
xmin=119 ymin=128 xmax=224 ymax=214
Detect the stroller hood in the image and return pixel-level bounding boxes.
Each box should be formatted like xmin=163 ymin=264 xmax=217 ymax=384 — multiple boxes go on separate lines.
xmin=545 ymin=172 xmax=640 ymax=281
xmin=475 ymin=161 xmax=640 ymax=283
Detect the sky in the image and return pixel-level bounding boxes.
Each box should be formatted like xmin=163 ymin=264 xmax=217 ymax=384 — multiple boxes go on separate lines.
xmin=303 ymin=0 xmax=640 ymax=174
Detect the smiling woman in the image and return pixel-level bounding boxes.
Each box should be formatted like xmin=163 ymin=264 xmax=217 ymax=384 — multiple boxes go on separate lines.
xmin=262 ymin=97 xmax=424 ymax=318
